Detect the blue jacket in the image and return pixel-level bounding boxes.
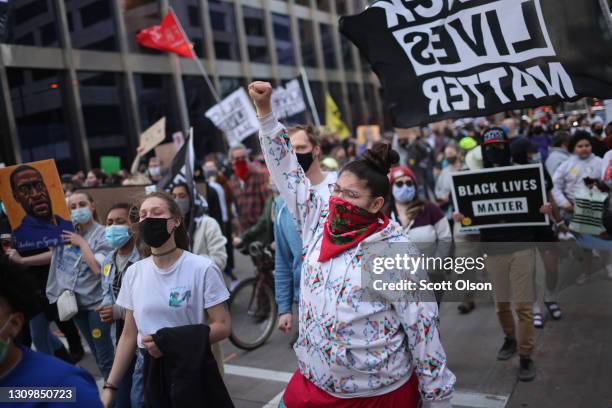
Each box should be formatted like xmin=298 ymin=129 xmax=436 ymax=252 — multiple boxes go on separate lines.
xmin=273 ymin=196 xmax=302 ymax=315
xmin=101 ymin=244 xmax=141 ymax=319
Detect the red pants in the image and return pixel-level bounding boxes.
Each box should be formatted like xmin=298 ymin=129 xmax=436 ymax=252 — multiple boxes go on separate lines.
xmin=282 ymin=370 xmax=420 ymax=408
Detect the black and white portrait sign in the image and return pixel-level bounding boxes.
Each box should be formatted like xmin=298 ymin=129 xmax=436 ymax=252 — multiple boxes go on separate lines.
xmin=450 ymin=164 xmax=549 ymax=229
xmin=271 ymin=79 xmax=306 ymax=119
xmin=340 ymin=0 xmax=612 ymax=127
xmin=205 ymin=88 xmax=259 ymax=146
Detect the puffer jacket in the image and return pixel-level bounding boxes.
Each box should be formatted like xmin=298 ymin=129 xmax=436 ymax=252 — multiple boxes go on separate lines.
xmin=552 ymin=154 xmax=603 ymax=207
xmin=259 ymin=113 xmax=455 ymax=405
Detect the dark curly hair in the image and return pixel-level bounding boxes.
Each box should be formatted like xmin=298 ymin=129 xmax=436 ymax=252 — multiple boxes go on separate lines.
xmin=340 ymin=142 xmax=399 ymax=200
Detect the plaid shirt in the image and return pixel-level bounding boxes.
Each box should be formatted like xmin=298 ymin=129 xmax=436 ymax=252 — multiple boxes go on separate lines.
xmin=229 ymin=167 xmax=269 ymax=232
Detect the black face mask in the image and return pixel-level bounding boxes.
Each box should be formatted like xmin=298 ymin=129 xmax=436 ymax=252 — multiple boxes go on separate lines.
xmin=138 ymin=218 xmax=172 ymax=248
xmin=296 ymin=152 xmax=315 ymax=173
xmin=484 ymin=148 xmax=510 ymax=167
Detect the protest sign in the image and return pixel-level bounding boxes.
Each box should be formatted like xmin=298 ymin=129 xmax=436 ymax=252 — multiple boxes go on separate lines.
xmin=77 ymin=185 xmax=148 ymax=223
xmin=139 ymin=117 xmax=166 ymax=155
xmin=450 ymin=163 xmax=548 ymax=230
xmin=271 ymin=79 xmax=306 ymax=119
xmin=100 ymin=156 xmax=121 ymax=175
xmin=340 ymin=0 xmax=612 ymax=127
xmin=205 ymin=88 xmax=259 ymax=146
xmin=0 ymin=159 xmax=73 ymax=251
xmin=154 ymin=142 xmax=177 ymax=171
xmin=357 ymin=125 xmax=381 ymax=146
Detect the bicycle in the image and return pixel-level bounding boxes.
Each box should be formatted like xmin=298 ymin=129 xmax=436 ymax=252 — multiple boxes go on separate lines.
xmin=228 ymin=241 xmax=277 ymax=350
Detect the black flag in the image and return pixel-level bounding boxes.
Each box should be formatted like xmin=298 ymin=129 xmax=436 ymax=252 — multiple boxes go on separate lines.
xmin=157 ymin=132 xmax=208 ymax=235
xmin=340 ymin=0 xmax=612 ymax=127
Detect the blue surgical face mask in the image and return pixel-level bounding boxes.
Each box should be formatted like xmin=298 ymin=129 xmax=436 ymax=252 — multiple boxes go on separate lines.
xmin=529 ymin=152 xmax=542 ymax=164
xmin=393 ymin=184 xmax=416 ymax=204
xmin=71 ymin=207 xmax=92 ymax=225
xmin=105 ymin=225 xmax=131 ymax=249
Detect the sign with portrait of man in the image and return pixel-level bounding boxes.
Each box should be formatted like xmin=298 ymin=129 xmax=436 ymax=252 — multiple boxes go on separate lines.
xmin=0 ymin=160 xmax=73 ymax=252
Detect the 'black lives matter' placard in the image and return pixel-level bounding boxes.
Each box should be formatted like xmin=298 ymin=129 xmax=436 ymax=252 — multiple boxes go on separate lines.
xmin=450 ymin=164 xmax=548 ymax=229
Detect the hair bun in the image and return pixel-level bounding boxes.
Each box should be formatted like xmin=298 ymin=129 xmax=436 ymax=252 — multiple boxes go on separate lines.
xmin=363 ymin=142 xmax=399 ymax=175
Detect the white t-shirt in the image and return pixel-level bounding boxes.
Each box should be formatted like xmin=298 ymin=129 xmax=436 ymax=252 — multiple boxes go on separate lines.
xmin=312 ymin=171 xmax=337 ymax=202
xmin=116 ymin=251 xmax=230 ymax=348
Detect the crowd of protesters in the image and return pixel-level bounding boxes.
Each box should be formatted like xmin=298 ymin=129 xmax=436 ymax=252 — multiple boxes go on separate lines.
xmin=1 ymin=84 xmax=611 ymax=407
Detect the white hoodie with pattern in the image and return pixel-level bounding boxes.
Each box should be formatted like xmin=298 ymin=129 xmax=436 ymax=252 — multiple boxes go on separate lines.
xmin=258 ymin=114 xmax=455 ymax=405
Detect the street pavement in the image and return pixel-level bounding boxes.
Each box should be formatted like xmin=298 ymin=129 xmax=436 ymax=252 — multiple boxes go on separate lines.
xmin=76 ymin=249 xmax=612 ymax=408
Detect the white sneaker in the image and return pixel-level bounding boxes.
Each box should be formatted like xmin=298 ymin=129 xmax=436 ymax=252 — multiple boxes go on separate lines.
xmin=558 ymin=231 xmax=576 ymax=241
xmin=576 ymin=273 xmax=589 ymax=285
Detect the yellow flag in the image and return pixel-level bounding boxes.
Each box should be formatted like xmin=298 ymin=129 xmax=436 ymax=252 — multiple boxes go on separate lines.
xmin=325 ymin=94 xmax=350 ymax=140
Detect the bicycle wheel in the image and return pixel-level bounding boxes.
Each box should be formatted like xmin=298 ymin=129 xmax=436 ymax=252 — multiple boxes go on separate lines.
xmin=228 ymin=277 xmax=277 ymax=350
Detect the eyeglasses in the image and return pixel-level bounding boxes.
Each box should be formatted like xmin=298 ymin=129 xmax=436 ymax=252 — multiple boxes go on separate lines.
xmin=328 ymin=183 xmax=370 ymax=200
xmin=394 ymin=181 xmax=414 ymax=188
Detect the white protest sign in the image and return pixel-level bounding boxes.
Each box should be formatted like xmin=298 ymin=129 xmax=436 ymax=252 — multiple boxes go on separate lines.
xmin=271 ymin=79 xmax=306 ymax=119
xmin=205 ymin=88 xmax=259 ymax=146
xmin=605 ymin=100 xmax=612 ymax=124
xmin=139 ymin=117 xmax=166 ymax=155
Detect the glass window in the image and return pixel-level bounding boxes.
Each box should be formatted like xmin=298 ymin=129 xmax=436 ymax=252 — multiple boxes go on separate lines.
xmin=209 ymin=0 xmax=240 ymax=61
xmin=77 ymin=71 xmax=131 ymax=170
xmin=295 ymin=0 xmax=310 ymax=7
xmin=2 ymin=0 xmax=61 ymax=47
xmin=341 ymin=35 xmax=354 ymax=70
xmin=64 ymin=0 xmax=118 ymax=51
xmin=182 ymin=76 xmax=224 ymax=158
xmin=133 ymin=74 xmax=181 ymax=141
xmin=308 ymin=80 xmax=324 ymax=125
xmin=347 ymin=82 xmax=364 ymax=128
xmin=243 ymin=6 xmax=269 ymax=64
xmin=360 ymin=52 xmax=370 ymax=73
xmin=219 ymin=76 xmax=246 ymax=99
xmin=317 ymin=0 xmax=330 ymax=12
xmin=337 ymin=0 xmax=348 ymax=15
xmin=7 ymin=68 xmax=76 ymax=173
xmin=170 ymin=0 xmax=204 ymax=56
xmin=298 ymin=19 xmax=317 ymax=68
xmin=272 ymin=13 xmax=294 ymax=66
xmin=122 ymin=0 xmax=161 ymax=53
xmin=319 ymin=23 xmax=337 ymax=69
xmin=363 ymin=83 xmax=379 ymax=124
xmin=328 ymin=81 xmax=346 ymax=122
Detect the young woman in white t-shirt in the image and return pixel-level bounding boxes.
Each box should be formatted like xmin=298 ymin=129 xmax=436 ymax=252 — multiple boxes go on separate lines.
xmin=101 ymin=192 xmax=231 ymax=408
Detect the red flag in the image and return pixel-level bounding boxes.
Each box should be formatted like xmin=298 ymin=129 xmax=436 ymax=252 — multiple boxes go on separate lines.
xmin=136 ymin=10 xmax=195 ymax=58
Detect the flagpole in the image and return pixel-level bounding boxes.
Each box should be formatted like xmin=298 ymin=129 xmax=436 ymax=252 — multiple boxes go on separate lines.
xmin=300 ymin=67 xmax=321 ymax=127
xmin=192 ymin=56 xmax=222 ymax=104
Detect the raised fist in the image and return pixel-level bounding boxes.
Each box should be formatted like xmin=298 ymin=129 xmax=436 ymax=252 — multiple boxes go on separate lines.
xmin=248 ymin=81 xmax=273 ymax=117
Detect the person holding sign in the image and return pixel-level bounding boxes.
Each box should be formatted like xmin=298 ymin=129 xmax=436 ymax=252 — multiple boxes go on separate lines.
xmin=249 ymin=81 xmax=455 ymax=408
xmin=47 ymin=192 xmax=114 ymax=380
xmin=454 ymin=128 xmax=551 ymax=382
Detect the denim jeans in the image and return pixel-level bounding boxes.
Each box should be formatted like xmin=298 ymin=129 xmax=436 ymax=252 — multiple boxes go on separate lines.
xmin=73 ymin=310 xmax=114 ymax=379
xmin=131 ymin=350 xmax=145 ymax=407
xmin=29 ymin=313 xmax=63 ymax=355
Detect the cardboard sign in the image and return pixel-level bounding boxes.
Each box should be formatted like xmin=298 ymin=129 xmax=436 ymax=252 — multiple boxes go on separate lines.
xmin=450 ymin=164 xmax=549 ymax=230
xmin=140 ymin=117 xmax=166 ymax=155
xmin=100 ymin=156 xmax=121 ymax=175
xmin=154 ymin=142 xmax=177 ymax=171
xmin=357 ymin=125 xmax=381 ymax=146
xmin=271 ymin=79 xmax=306 ymax=119
xmin=0 ymin=159 xmax=74 ymax=252
xmin=205 ymin=88 xmax=259 ymax=147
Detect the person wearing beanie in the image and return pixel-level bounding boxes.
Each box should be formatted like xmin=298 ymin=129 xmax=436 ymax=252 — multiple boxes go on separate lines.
xmin=545 ymin=131 xmax=571 ymax=176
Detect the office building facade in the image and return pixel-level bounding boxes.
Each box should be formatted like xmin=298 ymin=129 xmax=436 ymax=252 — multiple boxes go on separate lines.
xmin=0 ymin=0 xmax=383 ymax=174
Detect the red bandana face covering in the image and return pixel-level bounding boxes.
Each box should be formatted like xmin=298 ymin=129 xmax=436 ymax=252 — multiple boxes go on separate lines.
xmin=233 ymin=158 xmax=249 ymax=182
xmin=318 ymin=196 xmax=390 ymax=262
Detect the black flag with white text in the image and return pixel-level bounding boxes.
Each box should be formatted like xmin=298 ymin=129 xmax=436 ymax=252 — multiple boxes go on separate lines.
xmin=340 ymin=0 xmax=612 ymax=127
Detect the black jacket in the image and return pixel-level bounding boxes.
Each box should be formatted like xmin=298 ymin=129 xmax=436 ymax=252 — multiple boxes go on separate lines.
xmin=144 ymin=324 xmax=233 ymax=408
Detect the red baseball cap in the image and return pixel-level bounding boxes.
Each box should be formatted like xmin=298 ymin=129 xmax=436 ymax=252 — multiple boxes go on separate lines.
xmin=389 ymin=166 xmax=417 ymax=185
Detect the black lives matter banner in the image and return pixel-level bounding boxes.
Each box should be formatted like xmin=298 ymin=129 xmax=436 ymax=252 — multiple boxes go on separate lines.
xmin=340 ymin=0 xmax=612 ymax=127
xmin=450 ymin=164 xmax=548 ymax=229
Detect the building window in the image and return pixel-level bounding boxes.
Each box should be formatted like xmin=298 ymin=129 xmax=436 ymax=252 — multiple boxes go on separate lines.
xmin=170 ymin=0 xmax=204 ymax=56
xmin=2 ymin=0 xmax=61 ymax=47
xmin=77 ymin=71 xmax=131 ymax=170
xmin=133 ymin=74 xmax=181 ymax=141
xmin=328 ymin=81 xmax=346 ymax=123
xmin=7 ymin=68 xmax=76 ymax=173
xmin=272 ymin=13 xmax=294 ymax=66
xmin=122 ymin=0 xmax=161 ymax=53
xmin=64 ymin=0 xmax=118 ymax=51
xmin=298 ymin=19 xmax=317 ymax=68
xmin=348 ymin=82 xmax=364 ymax=128
xmin=209 ymin=0 xmax=240 ymax=61
xmin=319 ymin=23 xmax=337 ymax=69
xmin=243 ymin=6 xmax=269 ymax=64
xmin=316 ymin=0 xmax=330 ymax=12
xmin=341 ymin=35 xmax=354 ymax=70
xmin=182 ymin=75 xmax=224 ymax=157
xmin=363 ymin=84 xmax=378 ymax=124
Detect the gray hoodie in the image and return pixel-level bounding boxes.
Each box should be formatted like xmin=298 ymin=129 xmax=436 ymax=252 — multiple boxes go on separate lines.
xmin=545 ymin=147 xmax=570 ymax=176
xmin=552 ymin=154 xmax=603 ymax=207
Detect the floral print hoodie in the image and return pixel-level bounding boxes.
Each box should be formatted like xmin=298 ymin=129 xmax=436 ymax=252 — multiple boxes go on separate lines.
xmin=258 ymin=114 xmax=455 ymax=405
